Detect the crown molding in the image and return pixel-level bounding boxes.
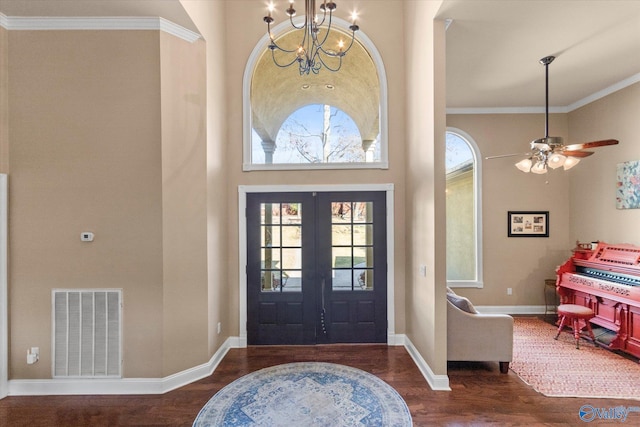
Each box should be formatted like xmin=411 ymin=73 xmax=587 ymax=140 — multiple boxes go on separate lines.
xmin=566 ymin=72 xmax=640 ymax=112
xmin=446 ymin=106 xmax=567 ymax=115
xmin=447 ymin=73 xmax=640 ymax=115
xmin=0 ymin=15 xmax=200 ymax=43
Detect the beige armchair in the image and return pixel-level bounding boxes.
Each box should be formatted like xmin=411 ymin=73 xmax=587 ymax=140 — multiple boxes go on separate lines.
xmin=447 ymin=290 xmax=513 ymax=373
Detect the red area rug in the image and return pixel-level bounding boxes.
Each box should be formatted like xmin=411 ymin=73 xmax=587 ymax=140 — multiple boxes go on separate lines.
xmin=510 ymin=317 xmax=640 ymax=399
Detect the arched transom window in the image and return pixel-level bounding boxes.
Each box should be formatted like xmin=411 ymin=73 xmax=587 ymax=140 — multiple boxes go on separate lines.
xmin=244 ymin=19 xmax=388 ymax=170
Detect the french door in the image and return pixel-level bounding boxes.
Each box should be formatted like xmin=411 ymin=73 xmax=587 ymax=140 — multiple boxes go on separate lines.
xmin=246 ymin=191 xmax=387 ymax=345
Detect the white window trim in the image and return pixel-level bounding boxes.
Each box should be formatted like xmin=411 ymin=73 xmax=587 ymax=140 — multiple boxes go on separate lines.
xmin=242 ymin=17 xmax=388 ymax=171
xmin=446 ymin=127 xmax=483 ymax=288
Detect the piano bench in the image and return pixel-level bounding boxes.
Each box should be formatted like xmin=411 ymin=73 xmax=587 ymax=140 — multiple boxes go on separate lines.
xmin=554 ymin=304 xmax=597 ymax=349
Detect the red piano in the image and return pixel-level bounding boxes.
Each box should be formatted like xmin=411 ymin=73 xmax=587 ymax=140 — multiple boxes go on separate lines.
xmin=556 ymin=241 xmax=640 ymax=359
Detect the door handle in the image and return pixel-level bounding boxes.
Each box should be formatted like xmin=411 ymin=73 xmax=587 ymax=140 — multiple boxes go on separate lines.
xmin=320 ymin=277 xmax=327 ymax=336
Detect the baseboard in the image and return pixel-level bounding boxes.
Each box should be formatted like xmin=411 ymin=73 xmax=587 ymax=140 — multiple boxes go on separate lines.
xmin=401 ymin=335 xmax=451 ymax=391
xmin=476 ymin=305 xmax=550 ymax=315
xmin=7 ymin=334 xmax=453 ymax=395
xmin=387 ymin=332 xmax=406 ymax=346
xmin=8 ymin=336 xmax=239 ymax=396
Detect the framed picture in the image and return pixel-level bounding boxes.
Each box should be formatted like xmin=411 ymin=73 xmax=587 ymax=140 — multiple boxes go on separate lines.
xmin=616 ymin=160 xmax=640 ymax=209
xmin=508 ymin=211 xmax=549 ymax=237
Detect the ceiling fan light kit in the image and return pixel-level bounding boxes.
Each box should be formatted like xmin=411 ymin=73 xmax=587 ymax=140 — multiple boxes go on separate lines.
xmin=490 ymin=55 xmax=619 ymax=174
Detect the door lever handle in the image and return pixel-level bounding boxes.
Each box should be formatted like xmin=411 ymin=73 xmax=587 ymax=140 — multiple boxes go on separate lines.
xmin=320 ymin=277 xmax=327 ymax=335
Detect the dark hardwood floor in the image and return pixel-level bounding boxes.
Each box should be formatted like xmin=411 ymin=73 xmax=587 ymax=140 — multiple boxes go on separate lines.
xmin=1 ymin=344 xmax=638 ymax=426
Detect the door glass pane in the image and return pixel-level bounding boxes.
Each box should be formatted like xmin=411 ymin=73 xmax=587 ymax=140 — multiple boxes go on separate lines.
xmin=261 ymin=271 xmax=283 ymax=292
xmin=332 ymin=247 xmax=352 ymax=267
xmin=281 ymin=248 xmax=301 ymax=269
xmin=331 ymin=224 xmax=351 ymax=241
xmin=331 ymin=201 xmax=374 ymax=292
xmin=353 ymin=224 xmax=373 ymax=245
xmin=281 ymin=270 xmax=301 ymax=292
xmin=261 ymin=225 xmax=281 ymax=247
xmin=261 ymin=248 xmax=281 ymax=266
xmin=282 ymin=225 xmax=301 ymax=246
xmin=354 ymin=269 xmax=373 ymax=290
xmin=283 ymin=203 xmax=302 ymax=224
xmin=260 ymin=202 xmax=302 ymax=293
xmin=353 ymin=202 xmax=372 ymax=223
xmin=261 ymin=203 xmax=281 ymax=225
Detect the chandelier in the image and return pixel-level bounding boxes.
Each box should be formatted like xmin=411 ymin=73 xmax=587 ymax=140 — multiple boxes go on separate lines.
xmin=263 ymin=0 xmax=360 ymax=75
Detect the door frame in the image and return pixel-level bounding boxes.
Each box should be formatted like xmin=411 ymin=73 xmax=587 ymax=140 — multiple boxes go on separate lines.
xmin=238 ymin=183 xmax=396 ymax=347
xmin=0 ymin=174 xmax=7 ymax=398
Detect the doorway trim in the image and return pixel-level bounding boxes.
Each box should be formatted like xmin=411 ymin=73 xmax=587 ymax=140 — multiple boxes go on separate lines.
xmin=238 ymin=184 xmax=396 ymax=347
xmin=0 ymin=174 xmax=7 ymax=399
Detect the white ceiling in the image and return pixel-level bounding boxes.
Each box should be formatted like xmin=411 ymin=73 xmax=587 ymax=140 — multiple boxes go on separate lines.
xmin=438 ymin=0 xmax=640 ymax=110
xmin=2 ymin=0 xmax=639 ymax=111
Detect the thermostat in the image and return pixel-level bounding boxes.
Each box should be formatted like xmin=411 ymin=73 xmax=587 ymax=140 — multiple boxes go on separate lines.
xmin=81 ymin=232 xmax=94 ymax=242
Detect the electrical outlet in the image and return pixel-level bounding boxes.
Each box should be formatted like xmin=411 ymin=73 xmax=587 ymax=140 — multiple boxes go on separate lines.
xmin=507 ymin=288 xmax=513 ymax=296
xmin=27 ymin=347 xmax=39 ymax=364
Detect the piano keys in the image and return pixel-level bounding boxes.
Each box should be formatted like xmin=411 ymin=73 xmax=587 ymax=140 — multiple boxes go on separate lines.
xmin=556 ymin=241 xmax=640 ymax=359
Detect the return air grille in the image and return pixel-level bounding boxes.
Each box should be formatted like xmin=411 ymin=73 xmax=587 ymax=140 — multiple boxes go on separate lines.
xmin=53 ymin=290 xmax=122 ymax=378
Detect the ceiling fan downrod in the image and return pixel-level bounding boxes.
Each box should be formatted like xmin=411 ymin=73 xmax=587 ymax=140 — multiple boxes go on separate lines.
xmin=533 ymin=55 xmax=562 ymax=149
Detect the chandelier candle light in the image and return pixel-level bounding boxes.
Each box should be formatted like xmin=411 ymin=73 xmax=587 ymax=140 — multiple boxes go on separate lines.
xmin=263 ymin=0 xmax=360 ymax=75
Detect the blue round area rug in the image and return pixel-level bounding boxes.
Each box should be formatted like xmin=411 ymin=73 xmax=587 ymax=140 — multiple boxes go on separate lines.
xmin=193 ymin=362 xmax=412 ymax=426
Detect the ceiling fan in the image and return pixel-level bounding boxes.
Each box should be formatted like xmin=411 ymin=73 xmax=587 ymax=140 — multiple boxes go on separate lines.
xmin=486 ymin=55 xmax=619 ymax=174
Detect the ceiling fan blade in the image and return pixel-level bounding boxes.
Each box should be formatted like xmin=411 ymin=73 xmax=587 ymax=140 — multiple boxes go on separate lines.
xmin=562 ymin=139 xmax=619 ymax=152
xmin=562 ymin=150 xmax=594 ymax=158
xmin=485 ymin=152 xmax=530 ymax=160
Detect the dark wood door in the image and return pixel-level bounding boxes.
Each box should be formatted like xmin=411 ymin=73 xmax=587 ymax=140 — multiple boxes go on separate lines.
xmin=246 ymin=191 xmax=387 ymax=345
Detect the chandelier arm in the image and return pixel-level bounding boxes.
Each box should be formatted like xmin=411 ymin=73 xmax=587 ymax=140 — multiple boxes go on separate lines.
xmin=266 ymin=20 xmax=300 ymax=54
xmin=288 ymin=6 xmax=306 ymax=30
xmin=315 ymin=51 xmax=343 ymax=72
xmin=270 ymin=49 xmax=304 ymax=69
xmin=317 ymin=30 xmax=356 ymax=58
xmin=268 ymin=39 xmax=301 ymax=54
xmin=339 ymin=31 xmax=358 ymax=54
xmin=312 ymin=10 xmax=334 ymax=48
xmin=315 ymin=3 xmax=329 ymax=27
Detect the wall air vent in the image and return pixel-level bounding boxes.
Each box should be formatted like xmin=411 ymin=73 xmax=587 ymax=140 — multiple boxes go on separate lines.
xmin=52 ymin=290 xmax=122 ymax=378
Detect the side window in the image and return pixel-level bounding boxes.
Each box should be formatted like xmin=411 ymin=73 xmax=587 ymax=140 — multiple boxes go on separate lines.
xmin=244 ymin=22 xmax=388 ymax=170
xmin=446 ymin=128 xmax=483 ymax=288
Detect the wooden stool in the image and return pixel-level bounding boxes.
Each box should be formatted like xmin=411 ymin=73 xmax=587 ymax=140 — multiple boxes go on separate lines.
xmin=554 ymin=304 xmax=596 ymax=349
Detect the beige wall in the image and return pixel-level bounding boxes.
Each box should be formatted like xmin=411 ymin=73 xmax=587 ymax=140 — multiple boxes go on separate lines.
xmin=179 ymin=0 xmax=231 ymax=364
xmin=447 ymin=114 xmax=572 ymax=306
xmin=223 ymin=0 xmax=408 ymax=336
xmin=8 ymin=28 xmax=212 ymax=379
xmin=9 ymin=30 xmax=164 ymax=378
xmin=569 ymin=83 xmax=640 ymax=245
xmin=159 ymin=32 xmax=209 ymax=375
xmin=404 ymin=0 xmax=448 ymax=376
xmin=0 ymin=25 xmax=7 ymax=173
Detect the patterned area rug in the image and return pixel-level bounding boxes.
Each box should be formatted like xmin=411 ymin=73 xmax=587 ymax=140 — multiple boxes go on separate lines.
xmin=511 ymin=317 xmax=640 ymax=399
xmin=193 ymin=362 xmax=412 ymax=426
